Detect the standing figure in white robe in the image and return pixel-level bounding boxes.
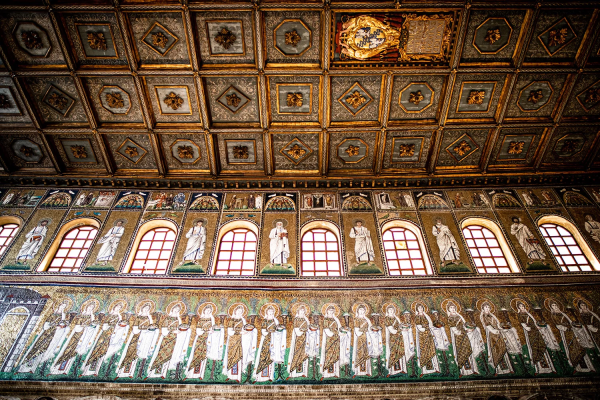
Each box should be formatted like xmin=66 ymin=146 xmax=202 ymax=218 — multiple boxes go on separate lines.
xmin=384 ymin=305 xmax=415 ymax=376
xmin=584 ymin=214 xmax=600 ymax=244
xmin=18 ymin=300 xmax=72 ymax=373
xmin=378 ymin=193 xmax=396 ymax=210
xmin=183 ymin=220 xmax=207 ymax=263
xmin=116 ymin=302 xmax=160 ymax=379
xmin=510 ymin=217 xmax=545 ymax=259
xmin=514 ymin=301 xmax=557 ymax=374
xmin=577 ymin=300 xmax=600 ymax=351
xmin=50 ymin=300 xmax=101 ymax=376
xmin=222 ymin=305 xmax=257 ymax=382
xmin=432 ymin=219 xmax=460 ymax=266
xmin=185 ymin=303 xmax=224 ymax=380
xmin=444 ymin=301 xmax=484 ymax=377
xmin=287 ymin=304 xmax=319 ymax=378
xmin=16 ymin=220 xmax=48 ymax=263
xmin=549 ymin=301 xmax=595 ymax=372
xmin=254 ymin=306 xmax=286 ymax=382
xmin=81 ymin=300 xmax=130 ymax=376
xmin=269 ymin=221 xmax=290 ymax=265
xmin=254 ymin=195 xmax=262 ymax=210
xmin=320 ymin=305 xmax=351 ymax=378
xmin=480 ymin=302 xmax=516 ymax=375
xmin=147 ymin=302 xmax=192 ymax=379
xmin=352 ymin=305 xmax=383 ymax=376
xmin=96 ymin=221 xmax=124 ymax=264
xmin=349 ymin=221 xmax=375 ymax=263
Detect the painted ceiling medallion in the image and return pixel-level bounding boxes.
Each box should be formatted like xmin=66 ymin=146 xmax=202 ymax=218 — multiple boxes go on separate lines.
xmin=553 ymin=134 xmax=584 ymax=158
xmin=164 ymin=92 xmax=184 ymax=110
xmin=467 ymin=90 xmax=485 ymax=105
xmin=215 ymin=28 xmax=236 ymax=50
xmin=42 ymin=85 xmax=75 ymax=117
xmin=225 ymin=139 xmax=256 ymax=164
xmin=338 ymin=82 xmax=373 ymax=116
xmin=141 ymin=22 xmax=179 ymax=56
xmin=457 ymin=82 xmax=496 ymax=113
xmin=155 ymin=86 xmax=192 ymax=115
xmin=281 ymin=137 xmax=313 ymax=165
xmin=390 ymin=137 xmax=424 ymax=163
xmin=60 ymin=139 xmax=97 ymax=163
xmin=274 ymin=19 xmax=312 ymax=56
xmin=13 ymin=21 xmax=52 ymax=57
xmin=397 ymin=143 xmax=415 ymax=157
xmin=0 ymin=87 xmax=22 ymax=115
xmin=75 ymin=23 xmax=119 ymax=59
xmin=99 ymin=85 xmax=131 ymax=115
xmin=538 ymin=17 xmax=577 ymax=57
xmin=576 ymin=80 xmax=600 ymax=112
xmin=276 ymin=83 xmax=312 ymax=114
xmin=399 ymin=82 xmax=434 ymax=113
xmin=518 ymin=81 xmax=553 ymax=112
xmin=287 ymin=93 xmax=303 ymax=108
xmin=472 ymin=17 xmax=512 ymax=54
xmin=337 ymin=138 xmax=368 ymax=164
xmin=117 ymin=138 xmax=148 ymax=164
xmin=217 ymin=85 xmax=250 ymax=114
xmin=338 ymin=15 xmax=400 ymax=60
xmin=171 ymin=139 xmax=201 ymax=164
xmin=11 ymin=139 xmax=43 ymax=163
xmin=508 ymin=141 xmax=525 ymax=155
xmin=206 ymin=20 xmax=245 ymax=56
xmin=71 ymin=145 xmax=87 ymax=159
xmin=87 ymin=31 xmax=107 ymax=51
xmin=446 ymin=134 xmax=479 ymax=162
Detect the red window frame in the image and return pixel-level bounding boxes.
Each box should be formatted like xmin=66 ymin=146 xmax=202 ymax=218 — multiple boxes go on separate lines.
xmin=301 ymin=228 xmax=342 ymax=277
xmin=48 ymin=225 xmax=98 ymax=273
xmin=213 ymin=228 xmax=257 ymax=276
xmin=130 ymin=227 xmax=176 ymax=275
xmin=539 ymin=223 xmax=593 ymax=272
xmin=462 ymin=225 xmax=511 ymax=274
xmin=382 ymin=227 xmax=428 ymax=276
xmin=0 ymin=223 xmax=19 ymax=256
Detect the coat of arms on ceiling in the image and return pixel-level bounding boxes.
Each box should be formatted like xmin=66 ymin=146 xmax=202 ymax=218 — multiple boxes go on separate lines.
xmin=332 ymin=12 xmax=455 ymax=66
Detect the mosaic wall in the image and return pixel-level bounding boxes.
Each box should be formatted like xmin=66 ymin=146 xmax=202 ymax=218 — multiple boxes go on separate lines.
xmin=0 ymin=284 xmax=597 ymax=385
xmin=0 ymin=186 xmax=600 ymax=278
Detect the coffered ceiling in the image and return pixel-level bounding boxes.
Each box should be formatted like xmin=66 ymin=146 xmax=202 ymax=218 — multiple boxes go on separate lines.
xmin=0 ymin=0 xmax=599 ymax=186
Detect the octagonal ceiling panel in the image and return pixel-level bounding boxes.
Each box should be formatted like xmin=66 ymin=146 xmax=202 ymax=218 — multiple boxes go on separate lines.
xmin=265 ymin=11 xmax=321 ymax=67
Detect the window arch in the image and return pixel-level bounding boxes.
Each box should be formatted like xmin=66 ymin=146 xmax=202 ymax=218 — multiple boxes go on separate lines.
xmin=381 ymin=220 xmax=433 ymax=276
xmin=461 ymin=218 xmax=520 ymax=274
xmin=0 ymin=216 xmax=21 ymax=257
xmin=213 ymin=221 xmax=258 ymax=276
xmin=38 ymin=218 xmax=100 ymax=272
xmin=300 ymin=221 xmax=343 ymax=277
xmin=537 ymin=216 xmax=600 ymax=272
xmin=124 ymin=219 xmax=178 ymax=274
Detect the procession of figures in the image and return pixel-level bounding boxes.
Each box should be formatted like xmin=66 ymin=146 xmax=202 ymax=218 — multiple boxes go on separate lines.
xmin=4 ymin=292 xmax=599 ymax=384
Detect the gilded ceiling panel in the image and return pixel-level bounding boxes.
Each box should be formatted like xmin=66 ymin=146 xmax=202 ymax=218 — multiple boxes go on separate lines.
xmin=0 ymin=133 xmax=53 ymax=169
xmin=264 ymin=11 xmax=321 ymax=67
xmin=389 ymin=74 xmax=445 ymax=123
xmin=0 ymin=77 xmax=32 ymax=125
xmin=541 ymin=126 xmax=599 ymax=166
xmin=82 ymin=76 xmax=145 ymax=125
xmin=330 ymin=130 xmax=377 ymax=171
xmin=52 ymin=134 xmax=105 ymax=170
xmin=505 ymin=73 xmax=568 ymax=120
xmin=436 ymin=128 xmax=490 ymax=169
xmin=216 ymin=132 xmax=264 ymax=172
xmin=446 ymin=74 xmax=507 ymax=122
xmin=105 ymin=133 xmax=157 ymax=170
xmin=330 ymin=75 xmax=383 ymax=125
xmin=23 ymin=76 xmax=88 ymax=124
xmin=143 ymin=76 xmax=201 ymax=124
xmin=273 ymin=132 xmax=319 ymax=172
xmin=382 ymin=130 xmax=432 ymax=171
xmin=160 ymin=134 xmax=210 ymax=172
xmin=562 ymin=73 xmax=600 ymax=119
xmin=488 ymin=127 xmax=545 ymax=168
xmin=268 ymin=75 xmax=320 ymax=125
xmin=204 ymin=76 xmax=260 ymax=125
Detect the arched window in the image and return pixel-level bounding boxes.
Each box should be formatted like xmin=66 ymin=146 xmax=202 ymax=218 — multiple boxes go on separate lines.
xmin=130 ymin=227 xmax=176 ymax=274
xmin=381 ymin=220 xmax=432 ymax=276
xmin=48 ymin=226 xmax=98 ymax=273
xmin=461 ymin=218 xmax=519 ymax=274
xmin=0 ymin=222 xmax=19 ymax=256
xmin=300 ymin=221 xmax=343 ymax=277
xmin=537 ymin=216 xmax=599 ymax=272
xmin=213 ymin=221 xmax=258 ymax=276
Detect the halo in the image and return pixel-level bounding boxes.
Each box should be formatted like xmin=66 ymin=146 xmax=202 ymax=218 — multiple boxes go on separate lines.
xmin=228 ymin=302 xmax=248 ymax=318
xmin=510 ymin=298 xmax=530 ymax=313
xmin=198 ymin=301 xmax=217 ymax=316
xmin=272 ymin=218 xmax=289 ymax=228
xmin=192 ymin=218 xmax=207 ymax=226
xmin=411 ymin=300 xmax=429 ymax=314
xmin=114 ymin=218 xmax=127 ymax=226
xmin=321 ymin=302 xmax=340 ymax=317
xmin=511 ymin=216 xmax=520 ymax=222
xmin=291 ymin=302 xmax=310 ymax=317
xmin=80 ymin=298 xmax=100 ymax=313
xmin=259 ymin=302 xmax=280 ymax=319
xmin=109 ymin=299 xmax=128 ymax=313
xmin=544 ymin=297 xmax=563 ymax=313
xmin=135 ymin=299 xmax=156 ymax=315
xmin=166 ymin=300 xmax=186 ymax=316
xmin=54 ymin=297 xmax=73 ymax=312
xmin=441 ymin=298 xmax=462 ymax=315
xmin=351 ymin=302 xmax=370 ymax=317
xmin=352 ymin=219 xmax=365 ymax=226
xmin=573 ymin=297 xmax=593 ymax=311
xmin=39 ymin=218 xmax=52 ymax=226
xmin=382 ymin=302 xmax=398 ymax=315
xmin=476 ymin=298 xmax=496 ymax=314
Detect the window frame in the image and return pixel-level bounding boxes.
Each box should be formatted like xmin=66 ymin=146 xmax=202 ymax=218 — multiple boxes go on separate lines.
xmin=212 ymin=220 xmax=259 ymax=276
xmin=300 ymin=220 xmax=344 ymax=277
xmin=124 ymin=219 xmax=179 ymax=274
xmin=46 ymin=225 xmax=98 ymax=273
xmin=461 ymin=218 xmax=520 ymax=274
xmin=381 ymin=219 xmax=433 ymax=276
xmin=0 ymin=216 xmax=21 ymax=257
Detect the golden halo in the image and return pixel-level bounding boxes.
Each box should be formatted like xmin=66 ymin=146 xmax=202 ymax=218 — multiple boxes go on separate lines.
xmin=291 ymin=302 xmax=310 ymax=317
xmin=228 ymin=302 xmax=248 ymax=318
xmin=272 ymin=218 xmax=289 ymax=228
xmin=510 ymin=297 xmax=530 ymax=313
xmin=259 ymin=302 xmax=280 ymax=319
xmin=382 ymin=302 xmax=398 ymax=316
xmin=135 ymin=299 xmax=156 ymax=315
xmin=351 ymin=302 xmax=370 ymax=317
xmin=192 ymin=218 xmax=207 ymax=226
xmin=321 ymin=302 xmax=341 ymax=317
xmin=476 ymin=298 xmax=496 ymax=314
xmin=441 ymin=298 xmax=462 ymax=315
xmin=39 ymin=218 xmax=52 ymax=226
xmin=411 ymin=299 xmax=429 ymax=314
xmin=54 ymin=297 xmax=73 ymax=312
xmin=80 ymin=298 xmax=100 ymax=314
xmin=114 ymin=218 xmax=127 ymax=226
xmin=544 ymin=297 xmax=563 ymax=313
xmin=109 ymin=299 xmax=128 ymax=313
xmin=573 ymin=297 xmax=593 ymax=311
xmin=198 ymin=301 xmax=217 ymax=316
xmin=166 ymin=300 xmax=186 ymax=316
